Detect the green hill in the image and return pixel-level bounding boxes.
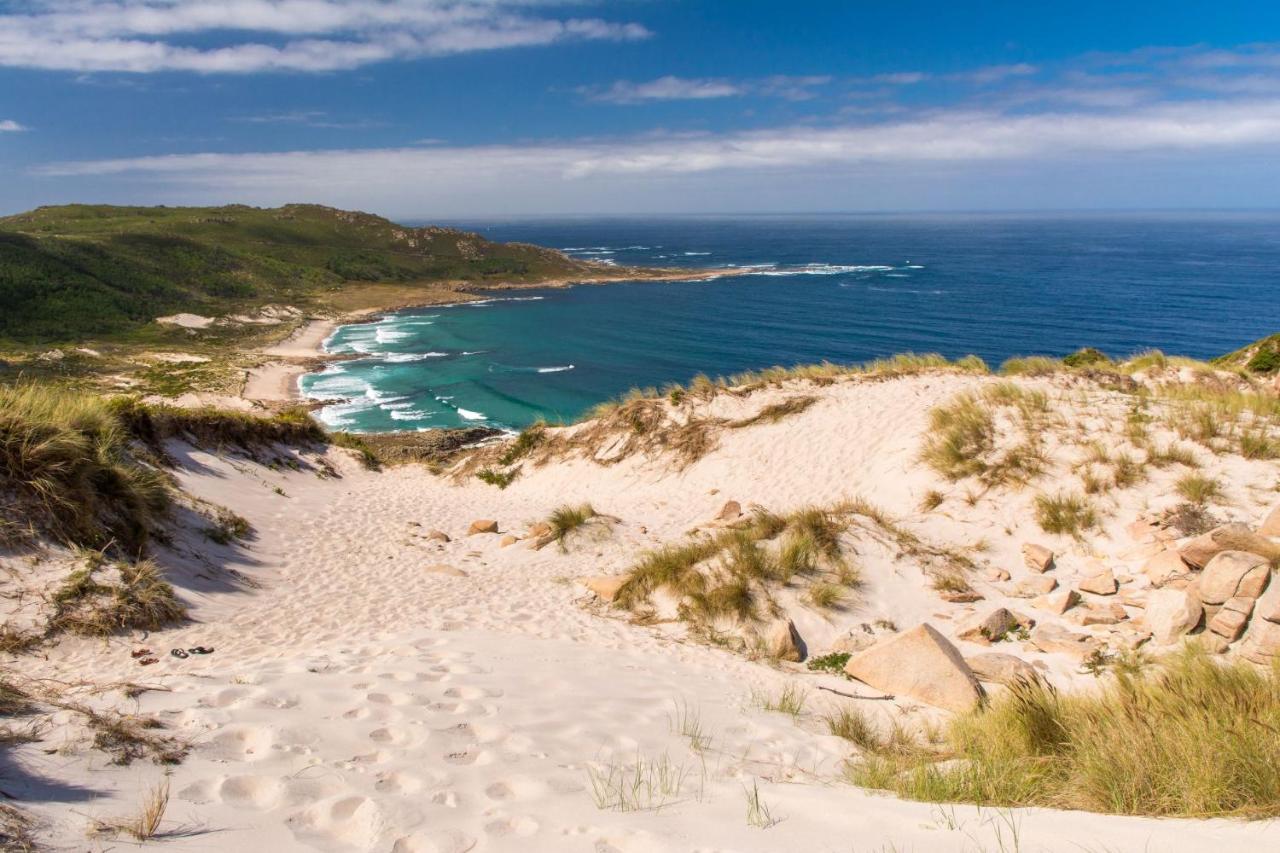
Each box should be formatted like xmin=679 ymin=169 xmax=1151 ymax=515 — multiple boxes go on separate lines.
xmin=1215 ymin=333 xmax=1280 ymax=377
xmin=0 ymin=204 xmax=612 ymax=343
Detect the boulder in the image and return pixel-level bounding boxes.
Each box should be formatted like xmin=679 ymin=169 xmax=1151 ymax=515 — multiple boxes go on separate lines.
xmin=1070 ymin=603 xmax=1127 ymax=626
xmin=957 ymin=609 xmax=1021 ymax=645
xmin=1022 ymin=544 xmax=1055 ymax=573
xmin=1198 ymin=551 xmax=1270 ymax=605
xmin=581 ymin=575 xmax=627 ymax=603
xmin=426 ymin=529 xmax=451 ymax=543
xmin=1242 ymin=620 xmax=1280 ymax=664
xmin=1179 ymin=524 xmax=1279 ymax=570
xmin=1260 ymin=504 xmax=1280 ymax=538
xmin=767 ymin=619 xmax=805 ymax=662
xmin=1034 ymin=588 xmax=1080 ymax=615
xmin=468 ymin=519 xmax=499 ymax=535
xmin=844 ymin=624 xmax=983 ymax=713
xmin=1223 ymin=596 xmax=1256 ymax=617
xmin=829 ymin=625 xmax=884 ymax=654
xmin=424 ymin=564 xmax=468 ymax=577
xmin=715 ymin=500 xmax=743 ymax=523
xmin=499 ymin=534 xmax=519 ymax=547
xmin=1207 ymin=608 xmax=1249 ymax=642
xmin=1145 ymin=588 xmax=1203 ymax=644
xmin=965 ymin=653 xmax=1040 ymax=686
xmin=1143 ymin=549 xmax=1190 ymax=587
xmin=1126 ymin=517 xmax=1169 ymax=544
xmin=1029 ymin=624 xmax=1099 ymax=657
xmin=527 ymin=521 xmax=553 ymax=538
xmin=1079 ymin=568 xmax=1118 ymax=596
xmin=985 ymin=567 xmax=1011 ymax=582
xmin=1009 ymin=575 xmax=1057 ymax=598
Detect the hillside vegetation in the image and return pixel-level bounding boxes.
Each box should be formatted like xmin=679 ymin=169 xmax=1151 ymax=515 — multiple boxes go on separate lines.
xmin=0 ymin=204 xmax=613 ymax=343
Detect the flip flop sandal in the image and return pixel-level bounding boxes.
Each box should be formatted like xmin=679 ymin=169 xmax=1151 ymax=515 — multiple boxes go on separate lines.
xmin=170 ymin=648 xmax=189 ymax=659
xmin=139 ymin=657 xmax=159 ymax=666
xmin=130 ymin=648 xmax=152 ymax=659
xmin=187 ymin=646 xmax=214 ymax=655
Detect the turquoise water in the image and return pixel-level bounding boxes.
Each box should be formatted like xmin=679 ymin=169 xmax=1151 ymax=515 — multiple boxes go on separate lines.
xmin=300 ymin=213 xmax=1280 ymax=433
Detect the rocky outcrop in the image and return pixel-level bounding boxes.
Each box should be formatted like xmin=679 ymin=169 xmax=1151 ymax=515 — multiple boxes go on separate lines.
xmin=767 ymin=619 xmax=805 ymax=662
xmin=1179 ymin=524 xmax=1279 ymax=570
xmin=844 ymin=624 xmax=983 ymax=712
xmin=1143 ymin=549 xmax=1190 ymax=587
xmin=1146 ymin=588 xmax=1203 ymax=644
xmin=957 ymin=609 xmax=1026 ymax=644
xmin=1197 ymin=551 xmax=1270 ymax=605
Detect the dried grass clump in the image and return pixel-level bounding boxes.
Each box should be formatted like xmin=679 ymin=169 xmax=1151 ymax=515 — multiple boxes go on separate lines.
xmin=91 ymin=778 xmax=171 ymax=841
xmin=49 ymin=556 xmax=186 ymax=638
xmin=1175 ymin=473 xmax=1222 ymax=505
xmin=851 ymin=647 xmax=1280 ymax=818
xmin=1034 ymin=491 xmax=1099 ymax=537
xmin=729 ymin=395 xmax=819 ymax=428
xmin=921 ymin=383 xmax=1052 ymax=488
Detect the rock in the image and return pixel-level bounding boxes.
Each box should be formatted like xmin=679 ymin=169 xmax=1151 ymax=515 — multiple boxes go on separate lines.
xmin=1223 ymin=596 xmax=1255 ymax=617
xmin=1260 ymin=504 xmax=1280 ymax=538
xmin=844 ymin=624 xmax=983 ymax=713
xmin=1143 ymin=549 xmax=1189 ymax=586
xmin=1009 ymin=575 xmax=1057 ymax=598
xmin=767 ymin=619 xmax=805 ymax=662
xmin=1207 ymin=608 xmax=1249 ymax=641
xmin=1029 ymin=624 xmax=1099 ymax=657
xmin=1033 ymin=588 xmax=1080 ymax=615
xmin=527 ymin=521 xmax=553 ymax=538
xmin=1070 ymin=603 xmax=1127 ymax=626
xmin=468 ymin=519 xmax=499 ymax=535
xmin=1242 ymin=620 xmax=1280 ymax=664
xmin=1022 ymin=543 xmax=1055 ymax=573
xmin=715 ymin=500 xmax=743 ymax=523
xmin=1126 ymin=517 xmax=1168 ymax=544
xmin=581 ymin=576 xmax=627 ymax=603
xmin=424 ymin=564 xmax=468 ymax=577
xmin=829 ymin=625 xmax=884 ymax=654
xmin=1259 ymin=593 xmax=1280 ymax=625
xmin=965 ymin=653 xmax=1040 ymax=686
xmin=1198 ymin=551 xmax=1270 ymax=605
xmin=1145 ymin=588 xmax=1203 ymax=644
xmin=1079 ymin=568 xmax=1118 ymax=596
xmin=985 ymin=567 xmax=1011 ymax=582
xmin=426 ymin=529 xmax=451 ymax=542
xmin=499 ymin=534 xmax=519 ymax=547
xmin=957 ymin=609 xmax=1021 ymax=645
xmin=1179 ymin=523 xmax=1279 ymax=570
xmin=1111 ymin=629 xmax=1152 ymax=651
xmin=1199 ymin=632 xmax=1232 ymax=654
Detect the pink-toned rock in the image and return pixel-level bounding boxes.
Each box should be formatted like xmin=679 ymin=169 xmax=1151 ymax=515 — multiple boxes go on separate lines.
xmin=1079 ymin=568 xmax=1118 ymax=596
xmin=1030 ymin=624 xmax=1099 ymax=657
xmin=1199 ymin=632 xmax=1232 ymax=655
xmin=844 ymin=624 xmax=983 ymax=713
xmin=957 ymin=609 xmax=1023 ymax=645
xmin=1223 ymin=596 xmax=1256 ymax=617
xmin=1261 ymin=503 xmax=1280 ymax=538
xmin=715 ymin=500 xmax=743 ymax=522
xmin=426 ymin=529 xmax=451 ymax=542
xmin=581 ymin=576 xmax=627 ymax=603
xmin=468 ymin=519 xmax=499 ymax=535
xmin=985 ymin=567 xmax=1011 ymax=582
xmin=499 ymin=534 xmax=519 ymax=547
xmin=1145 ymin=588 xmax=1203 ymax=644
xmin=1009 ymin=575 xmax=1057 ymax=598
xmin=1144 ymin=549 xmax=1191 ymax=586
xmin=1033 ymin=588 xmax=1080 ymax=615
xmin=965 ymin=653 xmax=1040 ymax=686
xmin=1179 ymin=524 xmax=1278 ymax=570
xmin=1021 ymin=543 xmax=1055 ymax=573
xmin=1242 ymin=620 xmax=1280 ymax=664
xmin=1198 ymin=551 xmax=1270 ymax=605
xmin=1071 ymin=603 xmax=1127 ymax=626
xmin=1126 ymin=517 xmax=1168 ymax=544
xmin=1208 ymin=608 xmax=1249 ymax=641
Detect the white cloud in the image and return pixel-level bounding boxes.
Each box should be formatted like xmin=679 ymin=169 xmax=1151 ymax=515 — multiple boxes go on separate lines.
xmin=583 ymin=74 xmax=831 ymax=104
xmin=0 ymin=1 xmax=650 ymax=73
xmin=953 ymin=63 xmax=1039 ymax=84
xmin=0 ymin=119 xmax=28 ymax=132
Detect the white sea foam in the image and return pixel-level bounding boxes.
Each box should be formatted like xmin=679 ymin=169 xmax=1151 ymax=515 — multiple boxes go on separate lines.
xmin=390 ymin=409 xmax=434 ymax=421
xmin=382 ymin=352 xmax=449 ymax=362
xmin=683 ymin=251 xmax=711 ymax=256
xmin=457 ymin=408 xmax=486 ymax=421
xmin=465 ymin=295 xmax=546 ymax=307
xmin=745 ymin=263 xmax=894 ymax=277
xmin=375 ymin=326 xmax=413 ymax=344
xmin=537 ymin=365 xmax=575 ymax=373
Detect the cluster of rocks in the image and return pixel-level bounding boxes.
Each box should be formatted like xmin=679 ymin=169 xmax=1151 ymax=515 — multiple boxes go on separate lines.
xmin=1137 ymin=506 xmax=1280 ymax=662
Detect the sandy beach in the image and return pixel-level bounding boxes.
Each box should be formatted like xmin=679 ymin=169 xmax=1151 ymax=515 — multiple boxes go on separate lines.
xmin=6 ymin=363 xmax=1280 ymax=851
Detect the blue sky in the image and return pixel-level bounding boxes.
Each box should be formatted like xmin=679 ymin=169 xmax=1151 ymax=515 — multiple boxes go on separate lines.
xmin=2 ymin=1 xmax=1280 ymax=216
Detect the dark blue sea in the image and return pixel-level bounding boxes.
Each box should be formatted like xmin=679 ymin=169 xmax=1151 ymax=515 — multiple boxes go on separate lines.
xmin=299 ymin=213 xmax=1280 ymax=432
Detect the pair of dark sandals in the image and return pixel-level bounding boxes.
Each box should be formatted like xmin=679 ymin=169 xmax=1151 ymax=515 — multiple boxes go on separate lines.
xmin=171 ymin=646 xmax=214 ymax=659
xmin=131 ymin=646 xmax=214 ymax=665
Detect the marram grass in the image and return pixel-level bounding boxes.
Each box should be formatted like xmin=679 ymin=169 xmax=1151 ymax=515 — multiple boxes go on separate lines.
xmin=850 ymin=646 xmax=1280 ymax=819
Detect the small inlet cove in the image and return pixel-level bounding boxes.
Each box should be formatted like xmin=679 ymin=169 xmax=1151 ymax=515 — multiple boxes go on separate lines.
xmin=300 ymin=213 xmax=1280 ymax=433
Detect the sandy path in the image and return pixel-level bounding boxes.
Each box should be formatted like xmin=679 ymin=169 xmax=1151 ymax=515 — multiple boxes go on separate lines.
xmin=12 ymin=373 xmax=1280 ymax=851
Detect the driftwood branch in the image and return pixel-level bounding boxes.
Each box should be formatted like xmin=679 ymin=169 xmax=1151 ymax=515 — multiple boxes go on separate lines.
xmin=817 ymin=684 xmax=895 ymax=701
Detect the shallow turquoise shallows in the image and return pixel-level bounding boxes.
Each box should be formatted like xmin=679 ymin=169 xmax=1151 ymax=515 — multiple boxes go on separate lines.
xmin=299 ymin=213 xmax=1280 ymax=433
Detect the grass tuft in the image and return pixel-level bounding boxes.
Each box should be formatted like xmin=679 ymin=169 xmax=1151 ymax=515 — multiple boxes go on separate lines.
xmin=1175 ymin=473 xmax=1222 ymax=505
xmin=1034 ymin=492 xmax=1099 ymax=537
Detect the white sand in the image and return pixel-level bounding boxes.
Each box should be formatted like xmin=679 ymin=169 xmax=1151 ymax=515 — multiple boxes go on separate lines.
xmin=6 ymin=372 xmax=1280 ymax=851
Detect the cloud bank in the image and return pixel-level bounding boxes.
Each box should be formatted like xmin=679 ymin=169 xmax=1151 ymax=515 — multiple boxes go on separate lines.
xmin=0 ymin=0 xmax=650 ymax=73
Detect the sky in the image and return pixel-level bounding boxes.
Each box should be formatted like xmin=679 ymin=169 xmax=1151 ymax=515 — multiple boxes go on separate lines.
xmin=2 ymin=1 xmax=1280 ymax=217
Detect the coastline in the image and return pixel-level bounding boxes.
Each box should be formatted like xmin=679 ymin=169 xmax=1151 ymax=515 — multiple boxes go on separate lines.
xmin=241 ymin=266 xmax=734 ymax=407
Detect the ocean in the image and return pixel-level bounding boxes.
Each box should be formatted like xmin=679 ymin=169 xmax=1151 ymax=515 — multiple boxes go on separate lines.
xmin=299 ymin=212 xmax=1280 ymax=433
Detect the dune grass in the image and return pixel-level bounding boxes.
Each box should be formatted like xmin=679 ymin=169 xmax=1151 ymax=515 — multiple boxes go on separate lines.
xmin=921 ymin=384 xmax=1051 ymax=488
xmin=547 ymin=502 xmax=598 ymax=550
xmin=1034 ymin=491 xmax=1099 ymax=537
xmin=1175 ymin=473 xmax=1223 ymax=505
xmin=49 ymin=556 xmax=186 ymax=637
xmin=851 ymin=647 xmax=1280 ymax=819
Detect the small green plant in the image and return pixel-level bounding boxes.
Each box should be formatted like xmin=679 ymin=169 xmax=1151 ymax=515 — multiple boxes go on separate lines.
xmin=668 ymin=699 xmax=712 ymax=752
xmin=547 ymin=502 xmax=598 ymax=550
xmin=1175 ymin=473 xmax=1222 ymax=505
xmin=1240 ymin=430 xmax=1278 ymax=460
xmin=807 ymin=651 xmax=852 ymax=676
xmin=498 ymin=422 xmax=546 ymax=466
xmin=587 ymin=752 xmax=690 ymax=812
xmin=755 ymin=684 xmax=807 ymax=718
xmin=476 ymin=466 xmax=519 ymax=489
xmin=824 ymin=706 xmax=881 ymax=751
xmin=807 ymin=581 xmax=845 ymax=610
xmin=1034 ymin=491 xmax=1098 ymax=537
xmin=202 ymin=507 xmax=251 ymax=545
xmin=744 ymin=779 xmax=781 ymax=828
xmin=920 ymin=490 xmax=945 ymax=511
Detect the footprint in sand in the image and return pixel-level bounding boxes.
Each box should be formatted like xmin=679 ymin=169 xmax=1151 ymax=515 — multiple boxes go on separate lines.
xmin=391 ymin=829 xmax=476 ymax=853
xmin=288 ymin=795 xmax=383 ymax=848
xmin=209 ymin=726 xmax=275 ymax=761
xmin=484 ymin=815 xmax=539 ymax=838
xmin=219 ymin=775 xmax=285 ymax=810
